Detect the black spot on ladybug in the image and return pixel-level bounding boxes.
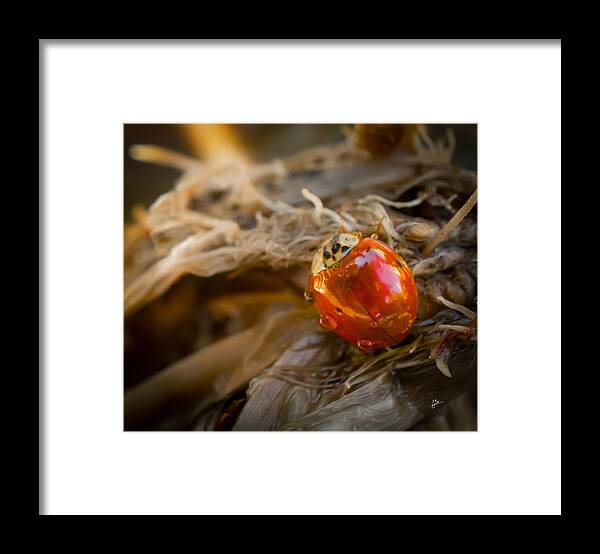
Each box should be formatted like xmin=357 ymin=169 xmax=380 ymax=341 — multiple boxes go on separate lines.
xmin=323 ymin=250 xmax=331 ymax=260
xmin=332 ymin=242 xmax=340 ymax=254
xmin=342 ymin=246 xmax=351 ymax=255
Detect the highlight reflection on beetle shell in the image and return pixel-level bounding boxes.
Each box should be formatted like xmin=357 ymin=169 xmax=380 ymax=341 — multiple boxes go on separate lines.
xmin=308 ymin=238 xmax=418 ymax=352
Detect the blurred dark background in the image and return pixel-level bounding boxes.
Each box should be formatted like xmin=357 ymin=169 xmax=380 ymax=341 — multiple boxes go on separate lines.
xmin=123 ymin=124 xmax=477 ymax=221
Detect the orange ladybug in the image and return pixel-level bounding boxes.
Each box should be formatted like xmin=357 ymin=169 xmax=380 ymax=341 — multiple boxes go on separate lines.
xmin=307 ymin=232 xmax=418 ymax=352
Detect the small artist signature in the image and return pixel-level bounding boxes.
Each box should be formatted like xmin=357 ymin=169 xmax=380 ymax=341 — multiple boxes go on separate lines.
xmin=430 ymin=398 xmax=446 ymax=410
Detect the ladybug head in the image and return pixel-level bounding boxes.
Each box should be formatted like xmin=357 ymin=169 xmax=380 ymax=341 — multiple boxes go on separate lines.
xmin=311 ymin=232 xmax=360 ymax=274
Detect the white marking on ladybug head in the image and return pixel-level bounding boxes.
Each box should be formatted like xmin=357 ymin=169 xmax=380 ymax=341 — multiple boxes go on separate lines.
xmin=310 ymin=233 xmax=360 ymax=274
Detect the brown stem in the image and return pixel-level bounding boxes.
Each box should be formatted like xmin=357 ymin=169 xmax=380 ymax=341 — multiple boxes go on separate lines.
xmin=422 ymin=189 xmax=478 ymax=256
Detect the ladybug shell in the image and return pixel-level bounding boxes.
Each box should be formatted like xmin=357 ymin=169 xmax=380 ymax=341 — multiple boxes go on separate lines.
xmin=308 ymin=237 xmax=418 ymax=352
